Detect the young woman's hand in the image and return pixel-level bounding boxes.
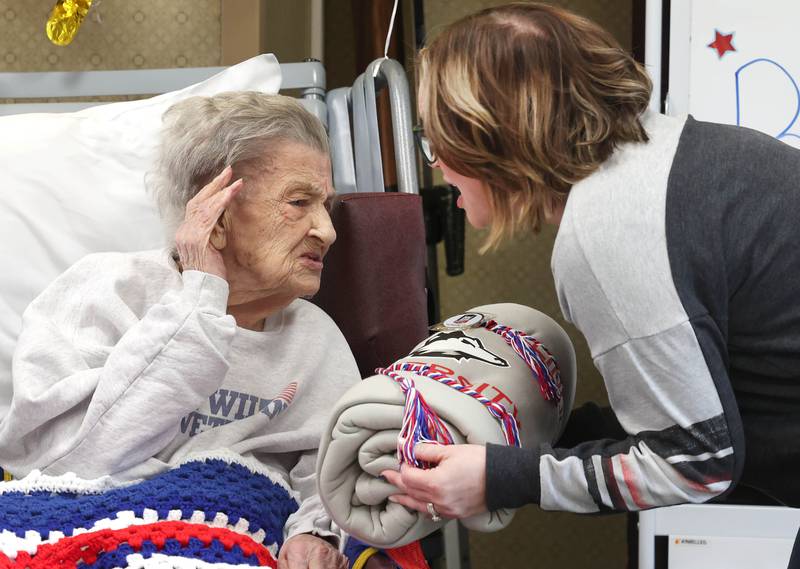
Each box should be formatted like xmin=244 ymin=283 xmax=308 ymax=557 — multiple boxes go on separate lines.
xmin=174 ymin=165 xmax=242 ymax=281
xmin=381 ymin=443 xmax=488 ymax=519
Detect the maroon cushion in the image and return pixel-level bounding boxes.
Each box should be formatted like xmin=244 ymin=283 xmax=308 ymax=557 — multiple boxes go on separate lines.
xmin=313 ymin=192 xmax=428 ymax=378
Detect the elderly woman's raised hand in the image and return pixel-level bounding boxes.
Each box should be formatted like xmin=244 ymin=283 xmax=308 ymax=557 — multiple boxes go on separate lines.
xmin=278 ymin=533 xmax=348 ymax=569
xmin=174 ymin=165 xmax=242 ymax=280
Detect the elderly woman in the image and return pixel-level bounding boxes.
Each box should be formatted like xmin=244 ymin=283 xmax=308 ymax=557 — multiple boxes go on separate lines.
xmin=0 ymin=92 xmax=357 ymax=568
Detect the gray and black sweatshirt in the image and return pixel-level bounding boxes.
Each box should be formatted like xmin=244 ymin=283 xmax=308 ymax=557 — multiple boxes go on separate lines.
xmin=487 ymin=111 xmax=800 ymax=512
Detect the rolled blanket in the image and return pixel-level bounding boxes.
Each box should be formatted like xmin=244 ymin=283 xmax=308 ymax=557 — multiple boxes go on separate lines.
xmin=317 ymin=303 xmax=577 ymax=548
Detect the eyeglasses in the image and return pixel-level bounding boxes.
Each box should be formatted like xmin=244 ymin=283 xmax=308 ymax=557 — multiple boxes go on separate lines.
xmin=413 ymin=125 xmax=437 ymax=166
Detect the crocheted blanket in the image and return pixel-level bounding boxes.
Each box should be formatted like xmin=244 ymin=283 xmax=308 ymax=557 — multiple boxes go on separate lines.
xmin=0 ymin=453 xmax=299 ymax=568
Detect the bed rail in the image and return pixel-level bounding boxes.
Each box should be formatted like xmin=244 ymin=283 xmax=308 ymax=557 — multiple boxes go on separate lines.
xmin=328 ymin=58 xmax=418 ymax=195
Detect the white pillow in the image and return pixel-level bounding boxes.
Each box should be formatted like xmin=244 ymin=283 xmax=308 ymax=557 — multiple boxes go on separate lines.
xmin=0 ymin=54 xmax=282 ymax=419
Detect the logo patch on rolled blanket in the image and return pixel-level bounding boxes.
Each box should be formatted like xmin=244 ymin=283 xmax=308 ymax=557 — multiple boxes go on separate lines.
xmin=0 ymin=452 xmax=299 ymax=568
xmin=316 ymin=303 xmax=577 ymax=549
xmin=409 ymin=330 xmax=509 ymax=367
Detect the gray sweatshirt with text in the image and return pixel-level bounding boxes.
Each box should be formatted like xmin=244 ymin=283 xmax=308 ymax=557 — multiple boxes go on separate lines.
xmin=0 ymin=249 xmax=361 ymax=541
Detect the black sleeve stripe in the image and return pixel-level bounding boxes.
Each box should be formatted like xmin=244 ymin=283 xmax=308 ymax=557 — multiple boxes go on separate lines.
xmin=601 ymin=456 xmax=627 ymax=510
xmin=637 ymin=414 xmax=733 ymax=459
xmin=583 ymin=457 xmax=614 ymax=512
xmin=669 ymin=453 xmax=736 ymax=487
xmin=551 ymin=413 xmax=732 ymax=462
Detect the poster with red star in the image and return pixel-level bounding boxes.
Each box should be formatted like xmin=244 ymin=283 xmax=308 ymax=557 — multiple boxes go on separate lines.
xmin=707 ymin=30 xmax=736 ymax=59
xmin=667 ymin=0 xmax=800 ymax=148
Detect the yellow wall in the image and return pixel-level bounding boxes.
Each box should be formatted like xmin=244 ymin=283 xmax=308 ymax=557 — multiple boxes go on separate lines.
xmin=0 ymin=0 xmax=221 ymax=72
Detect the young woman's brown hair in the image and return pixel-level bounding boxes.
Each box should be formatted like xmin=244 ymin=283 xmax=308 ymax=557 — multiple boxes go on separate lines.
xmin=418 ymin=2 xmax=652 ymax=249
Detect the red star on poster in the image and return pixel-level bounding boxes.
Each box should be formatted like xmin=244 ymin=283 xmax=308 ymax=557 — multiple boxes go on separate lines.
xmin=708 ymin=30 xmax=736 ymax=58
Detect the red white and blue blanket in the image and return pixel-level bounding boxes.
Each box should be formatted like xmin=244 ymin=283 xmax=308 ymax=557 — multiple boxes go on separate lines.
xmin=0 ymin=453 xmax=299 ymax=568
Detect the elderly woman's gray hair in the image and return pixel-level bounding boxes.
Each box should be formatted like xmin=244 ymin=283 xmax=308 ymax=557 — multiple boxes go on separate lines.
xmin=150 ymin=91 xmax=329 ymax=238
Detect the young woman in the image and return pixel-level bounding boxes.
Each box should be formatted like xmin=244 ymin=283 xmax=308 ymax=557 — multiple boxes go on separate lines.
xmin=383 ymin=3 xmax=800 ymax=563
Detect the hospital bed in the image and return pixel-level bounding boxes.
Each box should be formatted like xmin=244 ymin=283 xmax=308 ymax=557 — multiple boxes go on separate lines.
xmin=0 ymin=56 xmax=467 ymax=569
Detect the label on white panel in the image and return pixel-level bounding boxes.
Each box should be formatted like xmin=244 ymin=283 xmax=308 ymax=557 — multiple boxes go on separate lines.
xmin=668 ymin=534 xmax=794 ymax=569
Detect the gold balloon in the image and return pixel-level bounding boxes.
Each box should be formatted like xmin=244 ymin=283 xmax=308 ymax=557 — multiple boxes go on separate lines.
xmin=46 ymin=0 xmax=93 ymax=46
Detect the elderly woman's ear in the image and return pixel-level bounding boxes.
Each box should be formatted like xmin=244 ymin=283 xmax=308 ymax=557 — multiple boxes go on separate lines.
xmin=210 ymin=211 xmax=229 ymax=250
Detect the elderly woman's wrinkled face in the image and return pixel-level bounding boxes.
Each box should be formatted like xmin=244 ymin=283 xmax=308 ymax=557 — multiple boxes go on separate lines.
xmin=222 ymin=142 xmax=336 ymax=310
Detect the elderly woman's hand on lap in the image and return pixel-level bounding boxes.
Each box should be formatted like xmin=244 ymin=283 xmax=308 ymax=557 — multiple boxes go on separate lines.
xmin=278 ymin=534 xmax=347 ymax=569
